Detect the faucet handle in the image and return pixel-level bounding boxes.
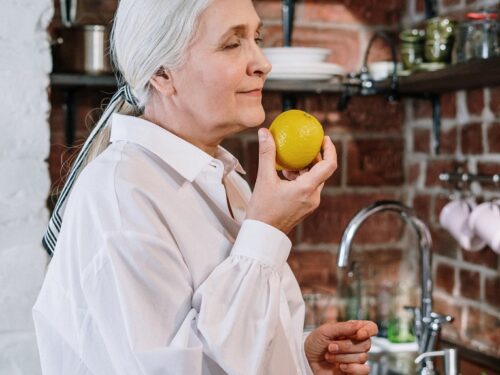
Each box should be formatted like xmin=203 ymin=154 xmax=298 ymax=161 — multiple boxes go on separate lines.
xmin=430 ymin=312 xmax=454 ymax=325
xmin=415 ymin=348 xmax=458 ymax=375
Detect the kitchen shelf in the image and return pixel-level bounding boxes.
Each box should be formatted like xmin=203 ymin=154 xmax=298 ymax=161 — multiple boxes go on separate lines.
xmin=375 ymin=56 xmax=500 ymax=96
xmin=49 ymin=72 xmax=344 ymax=92
xmin=50 ymin=56 xmax=500 ymax=94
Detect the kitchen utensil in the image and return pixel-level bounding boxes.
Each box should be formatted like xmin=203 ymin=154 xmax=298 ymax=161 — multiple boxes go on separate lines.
xmin=263 ymin=47 xmax=330 ymax=64
xmin=52 ymin=25 xmax=112 ymax=74
xmin=60 ymin=0 xmax=77 ymax=27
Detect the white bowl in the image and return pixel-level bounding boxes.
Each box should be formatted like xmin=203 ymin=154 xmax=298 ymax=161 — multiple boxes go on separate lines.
xmin=263 ymin=47 xmax=331 ymax=64
xmin=367 ymin=61 xmax=402 ymax=81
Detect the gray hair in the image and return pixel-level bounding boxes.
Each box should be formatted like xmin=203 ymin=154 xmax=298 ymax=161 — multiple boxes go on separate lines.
xmin=81 ymin=0 xmax=213 ymax=167
xmin=43 ymin=0 xmax=213 ymax=255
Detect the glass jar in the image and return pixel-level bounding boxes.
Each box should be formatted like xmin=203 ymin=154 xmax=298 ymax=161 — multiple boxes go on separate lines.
xmin=453 ymin=12 xmax=499 ymax=63
xmin=425 ymin=17 xmax=457 ymax=41
xmin=425 ymin=38 xmax=453 ymax=63
xmin=400 ymin=29 xmax=425 ymax=70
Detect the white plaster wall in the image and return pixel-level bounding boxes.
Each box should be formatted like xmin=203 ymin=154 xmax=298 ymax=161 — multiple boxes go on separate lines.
xmin=0 ymin=1 xmax=53 ymax=374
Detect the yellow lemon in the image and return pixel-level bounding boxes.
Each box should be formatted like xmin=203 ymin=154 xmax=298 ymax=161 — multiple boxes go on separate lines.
xmin=269 ymin=109 xmax=324 ymax=171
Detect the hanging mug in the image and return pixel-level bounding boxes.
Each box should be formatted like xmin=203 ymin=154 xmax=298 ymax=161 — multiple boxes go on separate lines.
xmin=439 ymin=197 xmax=487 ymax=251
xmin=468 ymin=199 xmax=500 ymax=254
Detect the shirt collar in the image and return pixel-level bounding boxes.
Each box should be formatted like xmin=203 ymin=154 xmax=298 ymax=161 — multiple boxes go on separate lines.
xmin=109 ymin=113 xmax=245 ymax=182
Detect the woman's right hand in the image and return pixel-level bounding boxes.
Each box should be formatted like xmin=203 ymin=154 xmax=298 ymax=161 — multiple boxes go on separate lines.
xmin=245 ymin=128 xmax=337 ymax=234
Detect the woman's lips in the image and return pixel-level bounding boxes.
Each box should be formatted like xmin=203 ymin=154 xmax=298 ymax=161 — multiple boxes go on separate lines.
xmin=238 ymin=89 xmax=262 ymax=96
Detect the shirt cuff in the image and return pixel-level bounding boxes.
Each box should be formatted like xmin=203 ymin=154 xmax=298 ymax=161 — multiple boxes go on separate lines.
xmin=231 ymin=219 xmax=292 ymax=269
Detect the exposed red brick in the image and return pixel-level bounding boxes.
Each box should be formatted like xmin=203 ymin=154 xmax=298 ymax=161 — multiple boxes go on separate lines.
xmin=413 ymin=194 xmax=431 ymax=223
xmin=299 ymin=0 xmax=404 ymax=26
xmin=459 ymin=269 xmax=480 ymax=300
xmin=288 ymin=250 xmax=335 ymax=287
xmin=364 ymin=31 xmax=400 ymax=64
xmin=262 ymin=92 xmax=283 ymax=115
xmin=347 ymin=138 xmax=404 ymax=186
xmin=485 ymin=275 xmax=500 ymax=309
xmin=349 ymin=248 xmax=403 ymax=286
xmin=466 ymin=306 xmax=500 ymax=354
xmin=461 ymin=123 xmax=483 ymax=154
xmin=254 ymin=1 xmax=282 ymax=20
xmin=413 ymin=99 xmax=432 ymax=119
xmin=433 ymin=297 xmax=462 ymax=340
xmin=409 ymin=162 xmax=420 ymax=185
xmin=461 ymin=249 xmax=499 ymax=270
xmin=477 ymin=162 xmax=500 ymax=191
xmin=326 ymin=141 xmax=342 ymax=187
xmin=487 ymin=123 xmax=500 ymax=153
xmin=434 ymin=196 xmax=449 ymax=224
xmin=297 ymin=3 xmax=359 ymax=24
xmin=490 ymin=87 xmax=500 ymax=117
xmin=413 ymin=93 xmax=456 ymax=120
xmin=430 ymin=225 xmax=458 ymax=259
xmin=425 ymin=159 xmax=461 ymax=187
xmin=440 ymin=126 xmax=458 ymax=155
xmin=413 ymin=128 xmax=430 ymax=153
xmin=416 ymin=0 xmax=425 ymax=13
xmin=442 ymin=92 xmax=457 ymax=119
xmin=466 ymin=89 xmax=484 ymax=116
xmin=301 ymin=192 xmax=403 ymax=244
xmin=435 ymin=262 xmax=455 ymax=294
xmin=337 ymin=96 xmax=404 ymax=134
xmin=245 ymin=140 xmax=259 ymax=188
xmin=221 ymin=137 xmax=244 ymax=164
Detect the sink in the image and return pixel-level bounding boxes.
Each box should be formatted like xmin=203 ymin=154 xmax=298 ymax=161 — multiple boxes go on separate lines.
xmin=368 ymin=337 xmax=419 ymax=375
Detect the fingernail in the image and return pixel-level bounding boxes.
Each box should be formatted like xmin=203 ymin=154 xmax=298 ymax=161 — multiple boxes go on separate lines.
xmin=340 ymin=364 xmax=348 ymax=371
xmin=258 ymin=128 xmax=267 ymax=142
xmin=329 ymin=344 xmax=339 ymax=352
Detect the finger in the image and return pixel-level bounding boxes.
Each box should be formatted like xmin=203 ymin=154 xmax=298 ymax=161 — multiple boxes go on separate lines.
xmin=256 ymin=128 xmax=278 ymax=182
xmin=338 ymin=363 xmax=370 ymax=375
xmin=325 ymin=352 xmax=368 ymax=365
xmin=318 ymin=320 xmax=362 ymax=340
xmin=354 ymin=321 xmax=378 ymax=340
xmin=328 ymin=338 xmax=371 ymax=354
xmin=298 ymin=136 xmax=337 ymax=188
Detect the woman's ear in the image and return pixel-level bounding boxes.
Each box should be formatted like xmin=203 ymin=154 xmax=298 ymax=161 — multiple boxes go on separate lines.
xmin=150 ymin=67 xmax=176 ymax=97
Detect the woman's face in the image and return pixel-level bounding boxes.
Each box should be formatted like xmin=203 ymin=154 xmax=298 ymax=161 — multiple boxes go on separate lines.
xmin=170 ymin=0 xmax=271 ymax=135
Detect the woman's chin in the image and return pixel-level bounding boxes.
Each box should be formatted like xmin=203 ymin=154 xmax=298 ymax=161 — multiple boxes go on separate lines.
xmin=242 ymin=108 xmax=266 ymax=128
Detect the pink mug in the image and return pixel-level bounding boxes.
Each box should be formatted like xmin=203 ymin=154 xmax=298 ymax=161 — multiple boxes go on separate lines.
xmin=439 ymin=198 xmax=486 ymax=251
xmin=468 ymin=200 xmax=500 ymax=254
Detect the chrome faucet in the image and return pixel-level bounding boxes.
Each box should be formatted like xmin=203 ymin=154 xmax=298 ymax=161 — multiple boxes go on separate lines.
xmin=337 ymin=200 xmax=454 ymax=374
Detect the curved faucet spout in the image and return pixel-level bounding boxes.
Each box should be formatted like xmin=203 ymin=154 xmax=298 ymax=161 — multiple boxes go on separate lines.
xmin=337 ymin=200 xmax=433 ymax=353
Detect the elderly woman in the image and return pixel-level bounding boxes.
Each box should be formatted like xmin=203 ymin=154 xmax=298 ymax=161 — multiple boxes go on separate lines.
xmin=33 ymin=0 xmax=377 ymax=374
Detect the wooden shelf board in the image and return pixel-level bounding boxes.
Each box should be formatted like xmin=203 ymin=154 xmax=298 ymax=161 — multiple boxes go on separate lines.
xmin=50 ymin=57 xmax=500 ymax=95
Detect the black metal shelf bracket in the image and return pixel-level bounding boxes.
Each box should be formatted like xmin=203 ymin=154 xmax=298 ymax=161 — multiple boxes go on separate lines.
xmin=281 ymin=0 xmax=297 ymax=111
xmin=431 ymin=95 xmax=441 ymax=155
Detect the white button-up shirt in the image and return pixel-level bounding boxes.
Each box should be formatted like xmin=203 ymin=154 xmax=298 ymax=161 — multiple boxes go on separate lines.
xmin=33 ymin=114 xmax=313 ymax=375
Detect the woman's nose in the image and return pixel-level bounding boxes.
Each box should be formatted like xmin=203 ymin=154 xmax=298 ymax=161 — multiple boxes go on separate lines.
xmin=248 ymin=44 xmax=272 ymax=78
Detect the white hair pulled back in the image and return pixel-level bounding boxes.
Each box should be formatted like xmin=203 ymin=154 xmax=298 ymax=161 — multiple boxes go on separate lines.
xmin=42 ymin=0 xmax=213 ymax=255
xmin=112 ymin=0 xmax=213 ymax=108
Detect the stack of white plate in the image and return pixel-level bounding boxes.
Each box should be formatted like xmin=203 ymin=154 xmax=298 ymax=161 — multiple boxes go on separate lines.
xmin=263 ymin=47 xmax=344 ymax=81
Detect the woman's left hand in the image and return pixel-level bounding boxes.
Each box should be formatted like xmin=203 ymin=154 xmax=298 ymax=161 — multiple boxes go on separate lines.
xmin=304 ymin=320 xmax=378 ymax=375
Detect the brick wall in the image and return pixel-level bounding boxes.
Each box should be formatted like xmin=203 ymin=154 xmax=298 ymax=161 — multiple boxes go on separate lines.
xmin=0 ymin=1 xmax=53 ymax=374
xmin=403 ymin=0 xmax=500 ymax=359
xmin=47 ymin=0 xmax=500 ymax=360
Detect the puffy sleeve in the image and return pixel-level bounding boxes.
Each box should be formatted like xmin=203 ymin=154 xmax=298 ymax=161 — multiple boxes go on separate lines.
xmin=80 ymin=219 xmax=295 ymax=375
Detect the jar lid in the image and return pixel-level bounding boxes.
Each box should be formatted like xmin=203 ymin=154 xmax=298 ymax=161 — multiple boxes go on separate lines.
xmin=466 ymin=11 xmax=498 ymax=20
